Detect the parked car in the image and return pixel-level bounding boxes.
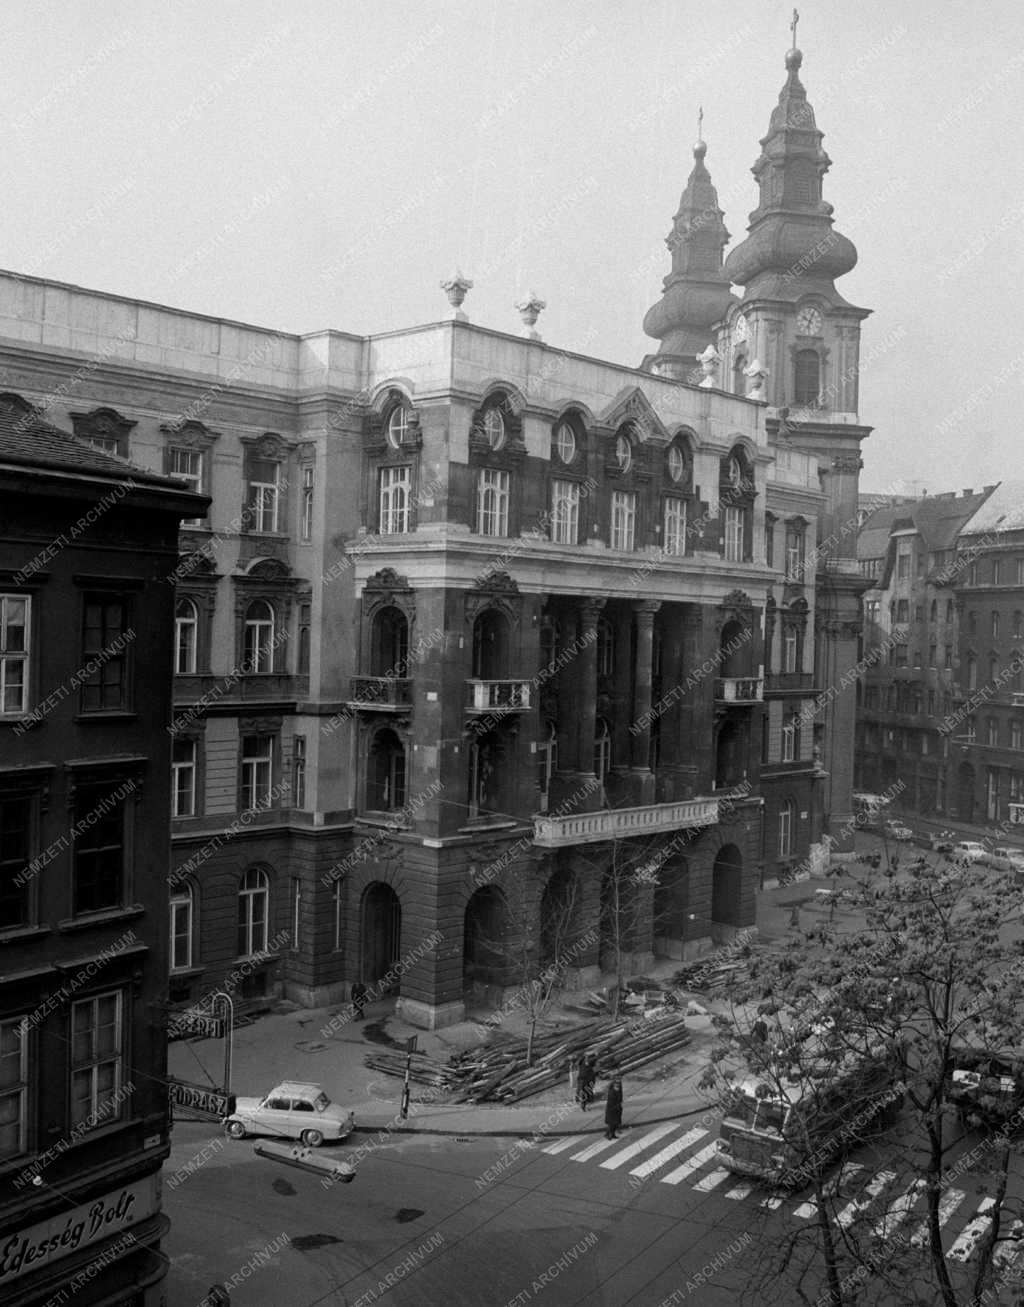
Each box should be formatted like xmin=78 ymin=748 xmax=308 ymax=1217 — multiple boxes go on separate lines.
xmin=989 ymin=847 xmax=1024 ymax=874
xmin=951 ymin=841 xmax=989 ymax=866
xmin=930 ymin=831 xmax=955 ymax=854
xmin=224 ymin=1081 xmax=355 ymax=1146
xmin=883 ymin=820 xmax=914 ymax=841
xmin=949 ymin=1046 xmax=1024 ymax=1130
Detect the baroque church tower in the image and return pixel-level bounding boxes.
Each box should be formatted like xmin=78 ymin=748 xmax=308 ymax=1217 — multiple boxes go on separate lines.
xmin=642 ymin=32 xmax=873 ymax=851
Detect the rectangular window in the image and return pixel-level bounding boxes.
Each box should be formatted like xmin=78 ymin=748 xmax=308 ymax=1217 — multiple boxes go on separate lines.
xmin=170 ymin=892 xmax=192 ymax=971
xmin=297 ymin=603 xmax=311 ymax=677
xmin=379 ymin=466 xmax=411 ymax=535
xmin=929 ymin=643 xmax=937 ymax=667
xmin=896 ymin=599 xmax=909 ymax=623
xmin=301 ymin=465 xmax=314 ymax=541
xmin=169 ymin=447 xmax=206 ymax=524
xmin=246 ymin=459 xmax=280 ymax=534
xmin=785 ymin=530 xmax=803 ymax=581
xmin=663 ymin=498 xmax=686 ymax=556
xmin=783 ymin=629 xmax=798 ymax=674
xmin=81 ymin=595 xmax=130 ymax=712
xmin=764 ymin=518 xmax=775 ymax=569
xmin=1013 ymin=720 xmax=1023 ymax=751
xmin=724 ymin=506 xmax=743 ymax=562
xmin=988 ymin=718 xmax=1000 ymax=747
xmin=0 ymin=793 xmax=31 ymax=931
xmin=293 ymin=736 xmax=307 ymax=809
xmin=987 ymin=769 xmax=999 ymax=821
xmin=897 ymin=552 xmax=910 ymax=580
xmin=241 ymin=735 xmax=273 ymax=810
xmin=611 ymin=491 xmax=636 ymax=551
xmin=291 ymin=877 xmax=301 ymax=952
xmin=0 ymin=595 xmax=29 ymax=715
xmin=477 ymin=468 xmax=510 ymax=537
xmin=172 ymin=738 xmax=197 ymax=818
xmin=333 ymin=879 xmax=344 ymax=952
xmin=778 ymin=806 xmax=793 ymax=857
xmin=1018 ymin=559 xmax=1024 ymax=586
xmin=993 ymin=559 xmax=1003 ymax=585
xmin=782 ymin=719 xmax=796 ymax=762
xmin=550 ymin=480 xmax=579 ymax=545
xmin=73 ymin=780 xmax=127 ymax=914
xmin=894 ymin=644 xmax=908 ymax=668
xmin=70 ymin=992 xmax=124 ymax=1132
xmin=0 ymin=1017 xmax=28 ymax=1160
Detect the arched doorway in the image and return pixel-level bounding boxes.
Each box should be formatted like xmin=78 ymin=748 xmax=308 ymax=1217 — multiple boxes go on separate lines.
xmin=654 ymin=856 xmax=689 ymax=959
xmin=463 ymin=886 xmax=510 ymax=990
xmin=957 ymin=763 xmax=976 ymax=824
xmin=539 ymin=865 xmax=580 ymax=967
xmin=711 ymin=844 xmax=743 ymax=943
xmin=361 ymin=883 xmax=402 ymax=989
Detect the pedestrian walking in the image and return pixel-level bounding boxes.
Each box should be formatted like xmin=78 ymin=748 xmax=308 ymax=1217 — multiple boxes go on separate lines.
xmin=788 ymin=902 xmax=802 ymax=930
xmin=568 ymin=1053 xmax=581 ymax=1103
xmin=578 ymin=1052 xmax=597 ymax=1110
xmin=351 ymin=980 xmax=368 ymax=1022
xmin=604 ymin=1078 xmax=623 ymax=1140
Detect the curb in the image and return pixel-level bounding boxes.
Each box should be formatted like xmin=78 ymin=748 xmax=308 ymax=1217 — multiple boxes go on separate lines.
xmin=350 ymin=1100 xmax=715 ymax=1139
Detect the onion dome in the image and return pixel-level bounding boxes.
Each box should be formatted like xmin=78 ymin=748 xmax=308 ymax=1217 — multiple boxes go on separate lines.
xmin=643 ymin=139 xmax=738 ymax=362
xmin=723 ymin=48 xmax=857 ymax=294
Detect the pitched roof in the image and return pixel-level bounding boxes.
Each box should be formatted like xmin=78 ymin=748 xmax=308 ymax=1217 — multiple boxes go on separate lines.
xmin=959 ymin=482 xmax=1024 ymax=537
xmin=857 ymin=490 xmax=996 ymax=558
xmin=0 ymin=393 xmax=175 ymax=489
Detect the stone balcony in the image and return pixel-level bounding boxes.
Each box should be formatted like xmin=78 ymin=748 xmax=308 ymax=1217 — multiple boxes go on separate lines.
xmin=348 ymin=676 xmax=413 ymax=710
xmin=714 ymin=676 xmax=764 ymax=703
xmin=533 ymin=796 xmax=718 ymax=848
xmin=466 ymin=679 xmax=532 ymax=713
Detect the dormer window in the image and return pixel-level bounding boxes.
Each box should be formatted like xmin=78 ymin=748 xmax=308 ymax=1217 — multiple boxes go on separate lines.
xmin=667 ymin=445 xmax=686 ymax=484
xmin=387 ymin=405 xmax=412 ymax=450
xmin=483 ymin=409 xmax=506 ymax=452
xmin=615 ymin=434 xmax=632 ymax=473
xmin=555 ymin=422 xmax=576 ymax=465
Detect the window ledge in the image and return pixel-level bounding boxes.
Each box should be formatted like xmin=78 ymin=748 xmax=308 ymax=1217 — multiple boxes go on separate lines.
xmin=0 ymin=713 xmax=41 ymax=731
xmin=58 ymin=904 xmax=147 ymax=932
xmin=355 ymin=813 xmax=410 ymax=831
xmin=73 ymin=711 xmax=138 ymax=724
xmin=233 ymin=953 xmax=279 ymax=967
xmin=0 ymin=924 xmax=52 ymax=944
xmin=458 ymin=819 xmax=519 ymax=834
xmin=168 ymin=967 xmax=205 ymax=980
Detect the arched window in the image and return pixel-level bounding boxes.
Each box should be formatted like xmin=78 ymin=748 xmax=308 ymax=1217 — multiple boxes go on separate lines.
xmin=368 ymin=729 xmax=407 ymax=811
xmin=170 ymin=883 xmax=194 ymax=971
xmin=386 ymin=402 xmax=412 ymax=450
xmin=720 ymin=447 xmax=753 ymax=563
xmin=237 ymin=868 xmax=269 ymax=957
xmin=594 ymin=718 xmax=612 ymax=792
xmin=930 ymin=599 xmax=938 ymax=622
xmin=733 ymin=353 xmax=747 ymax=396
xmin=244 ymin=600 xmax=275 ymax=673
xmin=794 ymin=350 xmax=820 ymax=406
xmin=778 ymin=798 xmax=796 ymax=857
xmin=992 ymin=612 xmax=1001 ymax=640
xmin=175 ymin=598 xmax=198 ymax=675
xmin=990 ymin=654 xmax=1000 ymax=682
xmin=1015 ymin=612 xmax=1023 ymax=640
xmin=968 ymin=611 xmax=978 ymax=636
xmin=372 ymin=607 xmax=409 ymax=677
xmin=946 ymin=599 xmax=955 ymax=623
xmin=967 ymin=656 xmax=978 ymax=690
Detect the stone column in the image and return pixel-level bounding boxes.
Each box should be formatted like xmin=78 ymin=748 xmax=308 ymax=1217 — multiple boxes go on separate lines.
xmin=630 ymin=601 xmax=661 ymax=805
xmin=573 ymin=599 xmax=605 ymax=774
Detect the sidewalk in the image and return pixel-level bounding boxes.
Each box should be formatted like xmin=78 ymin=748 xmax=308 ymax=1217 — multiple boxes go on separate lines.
xmin=168 ymin=877 xmax=840 ymax=1140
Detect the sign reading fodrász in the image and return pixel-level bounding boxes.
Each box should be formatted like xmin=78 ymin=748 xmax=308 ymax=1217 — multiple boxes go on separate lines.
xmin=168 ymin=1079 xmax=235 ymax=1118
xmin=0 ymin=1175 xmax=157 ymax=1286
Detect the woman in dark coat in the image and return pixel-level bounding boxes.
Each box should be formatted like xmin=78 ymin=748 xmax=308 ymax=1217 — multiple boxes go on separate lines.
xmin=604 ymin=1078 xmax=623 ymax=1140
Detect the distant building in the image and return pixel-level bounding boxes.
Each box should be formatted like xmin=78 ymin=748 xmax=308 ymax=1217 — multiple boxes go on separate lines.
xmin=948 ymin=483 xmax=1024 ymax=828
xmin=854 ymin=487 xmax=996 ymax=816
xmin=0 ymin=401 xmax=202 ymax=1306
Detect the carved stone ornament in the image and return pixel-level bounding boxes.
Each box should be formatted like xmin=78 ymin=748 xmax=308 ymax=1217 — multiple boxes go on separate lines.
xmin=256 ymin=432 xmax=286 ymax=459
xmin=696 ymin=344 xmax=722 ymax=388
xmin=600 ymin=387 xmax=666 ymax=443
xmin=441 ymin=270 xmax=473 ymax=314
xmin=515 ymin=291 xmax=546 ymax=337
xmin=721 ymin=589 xmax=753 ymax=610
xmin=743 ymin=358 xmax=769 ymax=400
xmin=71 ymin=407 xmax=137 ymax=443
xmin=366 ymin=567 xmax=412 ymax=592
xmin=246 ymin=558 xmax=291 ymax=582
xmin=831 ymin=455 xmax=863 ymax=474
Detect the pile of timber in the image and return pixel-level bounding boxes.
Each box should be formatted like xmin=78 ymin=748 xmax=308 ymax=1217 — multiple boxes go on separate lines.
xmin=672 ymin=947 xmax=765 ymax=994
xmin=363 ymin=1014 xmax=693 ymax=1104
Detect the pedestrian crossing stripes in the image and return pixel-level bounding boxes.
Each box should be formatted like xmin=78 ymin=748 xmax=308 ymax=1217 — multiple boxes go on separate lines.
xmin=534 ymin=1123 xmax=1022 ymax=1266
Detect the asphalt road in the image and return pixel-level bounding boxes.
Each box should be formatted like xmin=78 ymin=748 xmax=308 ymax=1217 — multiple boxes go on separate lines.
xmin=162 ymin=1110 xmax=1024 ymax=1307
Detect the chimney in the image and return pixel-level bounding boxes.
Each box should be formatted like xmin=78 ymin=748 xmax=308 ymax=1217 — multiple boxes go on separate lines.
xmin=962 ymin=488 xmax=973 ymax=497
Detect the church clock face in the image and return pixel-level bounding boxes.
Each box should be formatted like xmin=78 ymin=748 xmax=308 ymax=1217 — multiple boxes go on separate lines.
xmin=797 ymin=306 xmax=822 ymax=336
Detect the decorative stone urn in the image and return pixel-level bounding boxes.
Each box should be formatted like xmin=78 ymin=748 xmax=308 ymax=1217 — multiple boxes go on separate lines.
xmin=696 ymin=344 xmax=721 ymax=388
xmin=440 ymin=270 xmax=473 ymax=319
xmin=515 ymin=292 xmax=546 ymax=339
xmin=744 ymin=357 xmax=769 ymax=400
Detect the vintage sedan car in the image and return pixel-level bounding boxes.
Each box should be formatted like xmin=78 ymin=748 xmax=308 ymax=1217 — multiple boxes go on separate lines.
xmin=990 ymin=846 xmax=1024 ymax=875
xmin=949 ymin=1048 xmax=1024 ymax=1130
xmin=224 ymin=1081 xmax=355 ymax=1146
xmin=951 ymin=841 xmax=989 ymax=866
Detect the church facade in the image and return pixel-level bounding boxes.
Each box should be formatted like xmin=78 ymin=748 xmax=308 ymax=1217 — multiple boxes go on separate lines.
xmin=0 ymin=39 xmax=869 ymax=1031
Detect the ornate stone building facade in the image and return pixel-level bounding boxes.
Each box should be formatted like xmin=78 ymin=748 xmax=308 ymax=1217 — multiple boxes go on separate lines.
xmin=0 ymin=36 xmax=867 ymax=1031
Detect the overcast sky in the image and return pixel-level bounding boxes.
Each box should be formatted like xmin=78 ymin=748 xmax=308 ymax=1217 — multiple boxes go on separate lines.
xmin=4 ymin=0 xmax=1021 ymax=494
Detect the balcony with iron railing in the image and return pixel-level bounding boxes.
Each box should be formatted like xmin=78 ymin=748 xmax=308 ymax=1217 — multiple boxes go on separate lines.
xmin=466 ymin=680 xmax=532 ymax=713
xmin=714 ymin=677 xmax=764 ymax=703
xmin=533 ymin=796 xmax=718 ymax=847
xmin=348 ymin=676 xmax=413 ymax=710
xmin=764 ymin=671 xmax=815 ymax=694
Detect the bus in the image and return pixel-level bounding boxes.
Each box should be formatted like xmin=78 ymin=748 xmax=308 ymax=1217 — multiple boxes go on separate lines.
xmin=716 ymin=1039 xmax=903 ymax=1187
xmin=852 ymin=792 xmax=893 ymax=830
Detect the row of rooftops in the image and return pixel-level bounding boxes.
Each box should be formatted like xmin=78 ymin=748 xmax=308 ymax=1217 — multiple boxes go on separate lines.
xmin=858 ymin=483 xmax=1024 ymax=572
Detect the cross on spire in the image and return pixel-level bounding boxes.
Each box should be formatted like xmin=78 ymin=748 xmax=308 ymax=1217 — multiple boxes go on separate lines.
xmin=697 ymin=105 xmax=704 ymax=143
xmin=790 ymin=8 xmax=799 ymax=49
